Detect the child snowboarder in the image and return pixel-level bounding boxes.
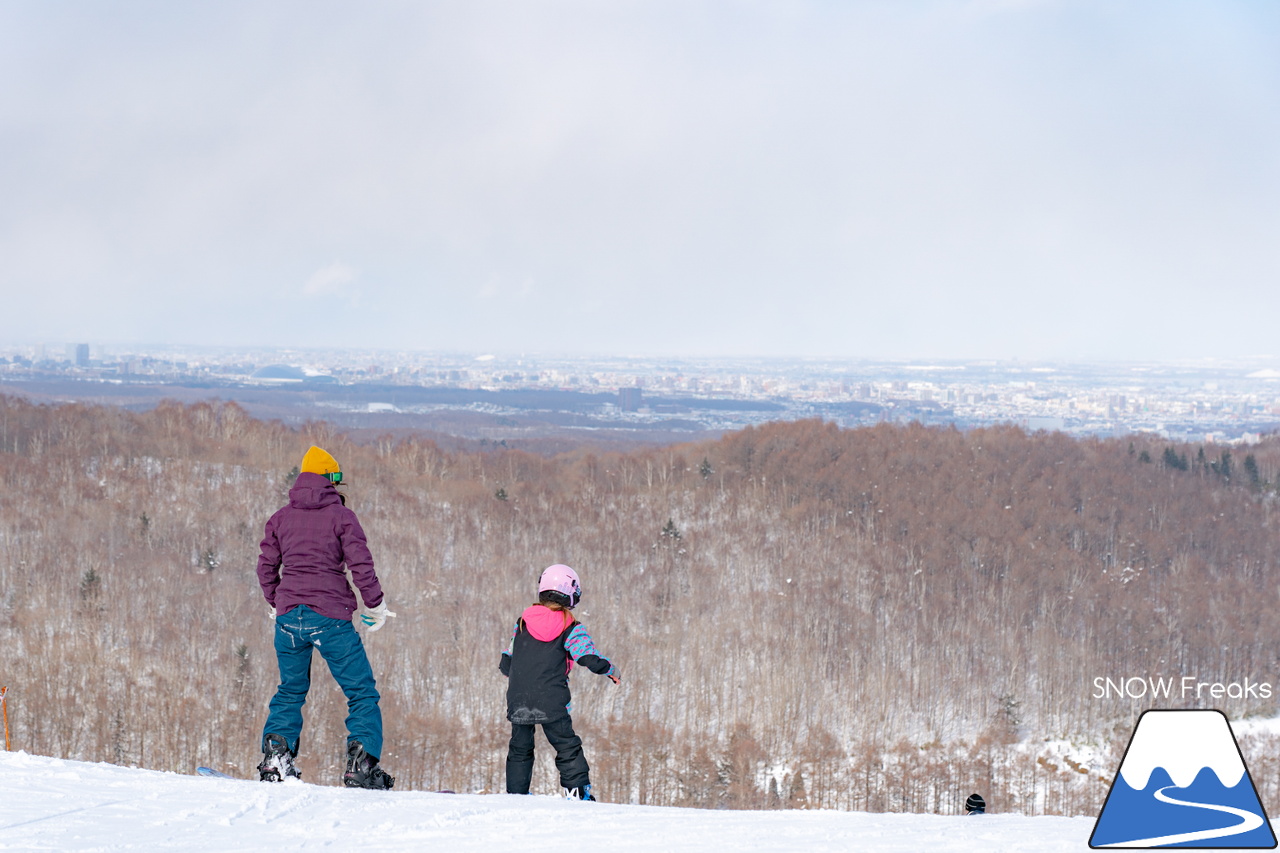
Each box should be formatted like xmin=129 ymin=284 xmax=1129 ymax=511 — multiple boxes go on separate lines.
xmin=499 ymin=564 xmax=619 ymax=801
xmin=256 ymin=446 xmax=397 ymax=789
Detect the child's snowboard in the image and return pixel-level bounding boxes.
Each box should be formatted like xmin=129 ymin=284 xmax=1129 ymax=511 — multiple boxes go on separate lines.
xmin=196 ymin=766 xmax=237 ymax=779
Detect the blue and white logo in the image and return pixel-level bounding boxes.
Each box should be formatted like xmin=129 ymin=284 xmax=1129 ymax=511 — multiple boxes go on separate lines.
xmin=1090 ymin=709 xmax=1276 ymax=848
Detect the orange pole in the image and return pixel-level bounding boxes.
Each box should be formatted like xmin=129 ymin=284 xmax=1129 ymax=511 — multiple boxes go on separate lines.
xmin=1 ymin=686 xmax=8 ymax=751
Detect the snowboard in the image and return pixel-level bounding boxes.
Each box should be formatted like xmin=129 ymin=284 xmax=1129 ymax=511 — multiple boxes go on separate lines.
xmin=196 ymin=766 xmax=238 ymax=779
xmin=196 ymin=765 xmax=455 ymax=792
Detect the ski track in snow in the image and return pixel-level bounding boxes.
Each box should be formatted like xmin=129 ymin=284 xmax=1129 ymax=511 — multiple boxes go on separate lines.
xmin=0 ymin=751 xmax=1105 ymax=852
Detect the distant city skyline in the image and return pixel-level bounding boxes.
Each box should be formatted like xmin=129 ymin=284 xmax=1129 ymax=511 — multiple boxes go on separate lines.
xmin=5 ymin=342 xmax=1280 ymax=448
xmin=2 ymin=2 xmax=1278 ymax=361
xmin=8 ymin=338 xmax=1280 ymax=369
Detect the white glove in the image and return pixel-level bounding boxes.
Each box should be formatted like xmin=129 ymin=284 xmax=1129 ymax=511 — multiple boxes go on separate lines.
xmin=359 ymin=601 xmax=396 ymax=632
xmin=267 ymin=605 xmax=277 ymax=622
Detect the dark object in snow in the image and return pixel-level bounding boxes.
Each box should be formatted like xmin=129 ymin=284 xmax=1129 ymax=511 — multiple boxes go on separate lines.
xmin=966 ymin=793 xmax=986 ymax=815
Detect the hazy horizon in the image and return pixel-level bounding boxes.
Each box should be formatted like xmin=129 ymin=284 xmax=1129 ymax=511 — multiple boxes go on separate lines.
xmin=8 ymin=339 xmax=1280 ymax=375
xmin=3 ymin=1 xmax=1278 ymax=362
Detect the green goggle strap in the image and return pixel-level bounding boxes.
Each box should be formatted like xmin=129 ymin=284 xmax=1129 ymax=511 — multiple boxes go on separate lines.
xmin=325 ymin=471 xmax=343 ymax=484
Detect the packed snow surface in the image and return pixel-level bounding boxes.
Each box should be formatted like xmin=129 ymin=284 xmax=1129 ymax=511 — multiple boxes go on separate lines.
xmin=0 ymin=751 xmax=1103 ymax=852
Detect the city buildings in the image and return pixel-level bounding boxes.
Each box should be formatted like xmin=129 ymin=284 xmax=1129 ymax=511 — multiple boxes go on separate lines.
xmin=2 ymin=342 xmax=1278 ymax=444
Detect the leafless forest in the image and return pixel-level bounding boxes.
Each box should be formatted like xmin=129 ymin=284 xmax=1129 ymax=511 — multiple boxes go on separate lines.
xmin=3 ymin=394 xmax=1280 ymax=816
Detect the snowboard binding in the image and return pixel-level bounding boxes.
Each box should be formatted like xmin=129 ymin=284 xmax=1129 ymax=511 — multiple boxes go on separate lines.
xmin=343 ymin=740 xmax=394 ymax=790
xmin=257 ymin=733 xmax=301 ymax=782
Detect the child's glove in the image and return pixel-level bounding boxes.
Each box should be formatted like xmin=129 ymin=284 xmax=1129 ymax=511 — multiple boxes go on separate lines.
xmin=360 ymin=601 xmax=397 ymax=632
xmin=608 ymin=672 xmax=621 ymax=685
xmin=267 ymin=605 xmax=277 ymax=622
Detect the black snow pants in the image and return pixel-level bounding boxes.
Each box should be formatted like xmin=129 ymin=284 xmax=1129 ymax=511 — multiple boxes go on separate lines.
xmin=505 ymin=716 xmax=590 ymax=793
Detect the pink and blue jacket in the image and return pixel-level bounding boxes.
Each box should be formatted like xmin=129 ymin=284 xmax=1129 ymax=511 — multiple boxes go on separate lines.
xmin=499 ymin=604 xmax=615 ymax=724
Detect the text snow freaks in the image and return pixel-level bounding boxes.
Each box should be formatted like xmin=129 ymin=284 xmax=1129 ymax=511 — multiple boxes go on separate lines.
xmin=1092 ymin=676 xmax=1273 ymax=701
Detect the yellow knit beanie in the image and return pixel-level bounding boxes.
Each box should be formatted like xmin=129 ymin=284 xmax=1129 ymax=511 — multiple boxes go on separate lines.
xmin=300 ymin=446 xmax=342 ymax=483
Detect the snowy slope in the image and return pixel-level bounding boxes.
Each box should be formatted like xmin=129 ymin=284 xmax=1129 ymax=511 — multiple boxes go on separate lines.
xmin=0 ymin=750 xmax=1098 ymax=852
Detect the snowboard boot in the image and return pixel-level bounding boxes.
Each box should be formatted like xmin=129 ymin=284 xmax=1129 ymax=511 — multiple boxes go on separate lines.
xmin=565 ymin=784 xmax=595 ymax=801
xmin=343 ymin=740 xmax=394 ymax=790
xmin=258 ymin=733 xmax=301 ymax=782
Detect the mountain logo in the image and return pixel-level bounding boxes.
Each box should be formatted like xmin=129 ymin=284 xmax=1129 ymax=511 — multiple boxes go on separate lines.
xmin=1090 ymin=709 xmax=1277 ymax=848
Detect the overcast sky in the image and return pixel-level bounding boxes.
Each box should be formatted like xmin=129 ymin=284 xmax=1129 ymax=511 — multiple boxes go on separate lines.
xmin=2 ymin=1 xmax=1277 ymax=361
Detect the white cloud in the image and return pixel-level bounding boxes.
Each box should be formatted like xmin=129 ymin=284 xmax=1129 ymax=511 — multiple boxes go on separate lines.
xmin=303 ymin=262 xmax=359 ymax=299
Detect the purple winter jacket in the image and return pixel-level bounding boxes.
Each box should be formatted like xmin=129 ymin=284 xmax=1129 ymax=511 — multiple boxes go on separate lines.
xmin=256 ymin=472 xmax=384 ymax=620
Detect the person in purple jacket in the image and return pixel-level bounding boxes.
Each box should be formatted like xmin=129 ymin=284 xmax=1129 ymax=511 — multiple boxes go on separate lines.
xmin=256 ymin=446 xmax=396 ymax=789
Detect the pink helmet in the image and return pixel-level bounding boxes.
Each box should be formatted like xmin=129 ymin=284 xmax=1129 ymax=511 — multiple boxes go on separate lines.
xmin=538 ymin=564 xmax=581 ymax=609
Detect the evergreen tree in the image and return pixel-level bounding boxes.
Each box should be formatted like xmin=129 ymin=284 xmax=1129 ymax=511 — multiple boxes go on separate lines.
xmin=1209 ymin=450 xmax=1232 ymax=481
xmin=1244 ymin=454 xmax=1261 ymax=488
xmin=79 ymin=568 xmax=102 ymax=601
xmin=1162 ymin=447 xmax=1188 ymax=471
